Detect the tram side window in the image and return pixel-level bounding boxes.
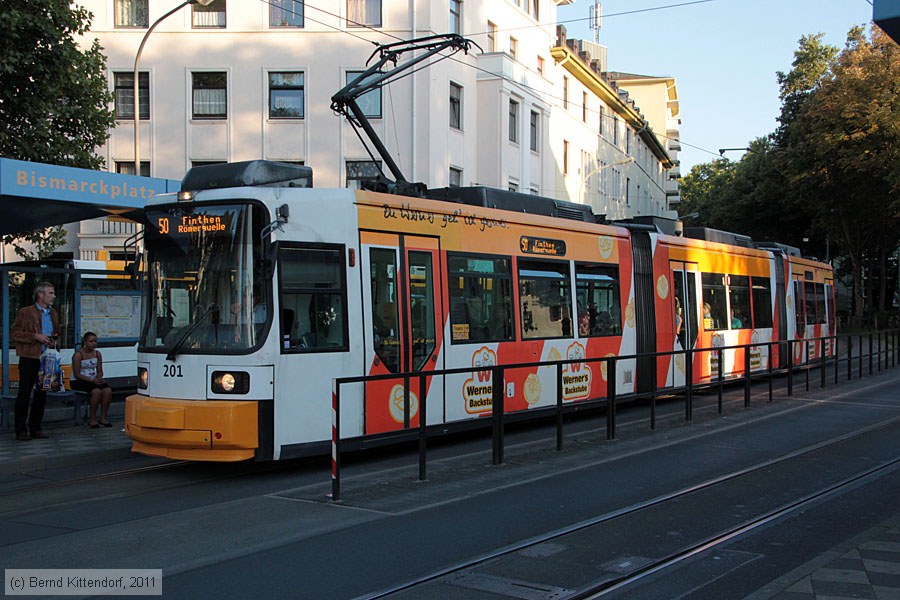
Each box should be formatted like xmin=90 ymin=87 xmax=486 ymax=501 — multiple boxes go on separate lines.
xmin=518 ymin=259 xmax=572 ymax=340
xmin=575 ymin=265 xmax=621 ymax=336
xmin=825 ymin=283 xmax=836 ymax=331
xmin=447 ymin=255 xmax=513 ymax=343
xmin=369 ymin=248 xmax=400 ymax=372
xmin=804 ymin=281 xmax=817 ymax=325
xmin=701 ymin=273 xmax=728 ymax=331
xmin=794 ymin=281 xmax=804 ymax=333
xmin=278 ymin=246 xmax=347 ymax=352
xmin=814 ymin=283 xmax=827 ymax=324
xmin=728 ymin=275 xmax=751 ymax=330
xmin=751 ymin=277 xmax=773 ymax=329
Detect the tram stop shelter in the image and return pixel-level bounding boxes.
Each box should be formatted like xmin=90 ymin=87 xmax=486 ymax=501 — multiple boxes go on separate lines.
xmin=0 ymin=157 xmax=180 ymax=425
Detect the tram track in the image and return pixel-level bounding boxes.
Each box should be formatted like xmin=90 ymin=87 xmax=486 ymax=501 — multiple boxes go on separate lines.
xmin=0 ymin=457 xmax=326 ymax=521
xmin=361 ymin=411 xmax=900 ymax=600
xmin=576 ymin=455 xmax=900 ymax=599
xmin=0 ymin=460 xmax=190 ymax=498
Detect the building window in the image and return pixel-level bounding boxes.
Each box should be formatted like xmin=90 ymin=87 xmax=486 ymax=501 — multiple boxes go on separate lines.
xmin=450 ymin=0 xmax=461 ymax=34
xmin=536 ymin=55 xmax=544 ymax=75
xmin=270 ymin=0 xmax=303 ymax=27
xmin=192 ymin=72 xmax=227 ymax=120
xmin=530 ymin=186 xmax=540 ymax=196
xmin=346 ymin=71 xmax=381 ymax=118
xmin=529 ymin=110 xmax=539 ymax=153
xmin=449 ymin=167 xmax=462 ymax=187
xmin=598 ymin=106 xmax=604 ymax=136
xmin=508 ymin=99 xmax=519 ymax=144
xmin=487 ymin=22 xmax=497 ymax=52
xmin=113 ymin=72 xmax=149 ymax=121
xmin=193 ymin=0 xmax=226 ymax=28
xmin=449 ymin=82 xmax=462 ymax=130
xmin=115 ymin=161 xmax=150 ymax=177
xmin=582 ymin=92 xmax=588 ymax=122
xmin=509 ymin=37 xmax=518 ymax=59
xmin=346 ymin=160 xmax=382 ymax=189
xmin=269 ymin=72 xmax=304 ymax=119
xmin=527 ymin=0 xmax=539 ymax=19
xmin=509 ymin=181 xmax=518 ymax=192
xmin=563 ymin=140 xmax=569 ymax=175
xmin=347 ymin=0 xmax=381 ymax=27
xmin=563 ymin=76 xmax=569 ymax=109
xmin=114 ymin=0 xmax=148 ymax=27
xmin=613 ymin=116 xmax=619 ymax=145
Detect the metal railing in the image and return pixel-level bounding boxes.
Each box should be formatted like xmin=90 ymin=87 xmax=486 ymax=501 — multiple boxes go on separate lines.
xmin=329 ymin=330 xmax=899 ymax=501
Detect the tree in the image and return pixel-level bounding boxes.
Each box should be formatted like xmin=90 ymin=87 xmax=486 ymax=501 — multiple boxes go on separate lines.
xmin=681 ymin=27 xmax=900 ymax=320
xmin=782 ymin=27 xmax=900 ymax=317
xmin=0 ymin=0 xmax=115 ymax=258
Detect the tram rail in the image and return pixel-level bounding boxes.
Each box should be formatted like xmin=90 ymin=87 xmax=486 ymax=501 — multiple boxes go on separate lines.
xmin=360 ymin=408 xmax=900 ymax=599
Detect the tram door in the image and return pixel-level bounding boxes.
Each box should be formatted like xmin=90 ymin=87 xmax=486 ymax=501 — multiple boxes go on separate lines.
xmin=362 ymin=233 xmax=442 ymax=435
xmin=669 ymin=262 xmax=699 ymax=387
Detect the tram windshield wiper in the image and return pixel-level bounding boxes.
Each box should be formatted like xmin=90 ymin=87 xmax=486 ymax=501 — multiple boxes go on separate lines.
xmin=165 ymin=303 xmax=219 ymax=361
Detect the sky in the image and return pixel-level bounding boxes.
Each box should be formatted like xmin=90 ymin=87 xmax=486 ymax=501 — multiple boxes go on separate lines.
xmin=555 ymin=0 xmax=875 ymax=173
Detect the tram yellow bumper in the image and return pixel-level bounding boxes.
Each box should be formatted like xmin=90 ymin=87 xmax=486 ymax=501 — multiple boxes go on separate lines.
xmin=125 ymin=395 xmax=258 ymax=462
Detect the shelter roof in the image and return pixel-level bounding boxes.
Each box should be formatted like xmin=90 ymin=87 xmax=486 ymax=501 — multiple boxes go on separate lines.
xmin=0 ymin=158 xmax=179 ymax=236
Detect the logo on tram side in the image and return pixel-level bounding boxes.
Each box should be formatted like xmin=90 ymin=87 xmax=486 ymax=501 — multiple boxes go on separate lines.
xmin=463 ymin=347 xmax=496 ymax=414
xmin=388 ymin=384 xmax=419 ymax=423
xmin=562 ymin=342 xmax=592 ymax=401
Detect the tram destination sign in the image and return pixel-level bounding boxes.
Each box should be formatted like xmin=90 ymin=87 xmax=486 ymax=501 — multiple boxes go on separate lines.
xmin=520 ymin=236 xmax=566 ymax=257
xmin=150 ymin=208 xmax=236 ymax=239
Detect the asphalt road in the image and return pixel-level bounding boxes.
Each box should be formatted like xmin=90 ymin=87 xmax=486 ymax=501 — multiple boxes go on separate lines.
xmin=1 ymin=370 xmax=898 ymax=599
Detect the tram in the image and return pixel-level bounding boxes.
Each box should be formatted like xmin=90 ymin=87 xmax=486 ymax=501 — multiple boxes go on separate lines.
xmin=125 ymin=161 xmax=835 ymax=461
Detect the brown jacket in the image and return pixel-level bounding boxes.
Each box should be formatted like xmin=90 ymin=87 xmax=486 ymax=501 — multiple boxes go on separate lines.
xmin=11 ymin=305 xmax=60 ymax=359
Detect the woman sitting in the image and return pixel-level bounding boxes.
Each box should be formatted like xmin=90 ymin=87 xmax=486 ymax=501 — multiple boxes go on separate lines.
xmin=71 ymin=332 xmax=113 ymax=428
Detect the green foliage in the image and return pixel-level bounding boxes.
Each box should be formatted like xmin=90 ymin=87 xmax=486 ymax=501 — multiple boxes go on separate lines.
xmin=682 ymin=26 xmax=900 ymax=317
xmin=4 ymin=226 xmax=69 ymax=261
xmin=0 ymin=0 xmax=115 ymax=258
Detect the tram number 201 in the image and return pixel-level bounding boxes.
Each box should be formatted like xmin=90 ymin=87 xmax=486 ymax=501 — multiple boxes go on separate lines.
xmin=163 ymin=364 xmax=184 ymax=378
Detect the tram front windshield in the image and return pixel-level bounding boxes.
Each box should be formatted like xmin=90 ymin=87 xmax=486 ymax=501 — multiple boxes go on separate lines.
xmin=142 ymin=203 xmax=269 ymax=355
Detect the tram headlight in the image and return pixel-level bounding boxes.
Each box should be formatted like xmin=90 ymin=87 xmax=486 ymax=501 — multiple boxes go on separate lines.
xmin=138 ymin=367 xmax=148 ymax=390
xmin=211 ymin=371 xmax=249 ymax=394
xmin=219 ymin=373 xmax=236 ymax=392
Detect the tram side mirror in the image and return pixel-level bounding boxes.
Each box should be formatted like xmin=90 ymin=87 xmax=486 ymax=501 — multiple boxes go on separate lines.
xmin=277 ymin=204 xmax=289 ymax=222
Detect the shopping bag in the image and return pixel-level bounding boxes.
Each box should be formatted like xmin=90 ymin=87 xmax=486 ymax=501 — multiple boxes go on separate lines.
xmin=37 ymin=348 xmax=63 ymax=391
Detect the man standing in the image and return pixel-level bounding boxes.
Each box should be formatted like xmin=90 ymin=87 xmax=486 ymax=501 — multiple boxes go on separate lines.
xmin=10 ymin=281 xmax=60 ymax=441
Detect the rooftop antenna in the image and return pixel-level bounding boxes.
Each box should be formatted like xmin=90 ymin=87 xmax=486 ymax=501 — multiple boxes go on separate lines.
xmin=589 ymin=0 xmax=603 ymax=44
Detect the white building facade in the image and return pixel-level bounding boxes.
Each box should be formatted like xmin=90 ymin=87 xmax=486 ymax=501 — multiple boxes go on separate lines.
xmin=70 ymin=0 xmax=674 ymax=235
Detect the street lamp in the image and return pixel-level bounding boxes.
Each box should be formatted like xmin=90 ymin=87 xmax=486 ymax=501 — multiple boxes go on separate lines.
xmin=718 ymin=147 xmax=753 ymax=157
xmin=134 ymin=0 xmax=214 ymax=175
xmin=578 ymin=156 xmax=635 ymax=203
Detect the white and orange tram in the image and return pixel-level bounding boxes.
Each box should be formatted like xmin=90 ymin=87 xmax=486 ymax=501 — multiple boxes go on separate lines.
xmin=125 ymin=161 xmax=835 ymax=461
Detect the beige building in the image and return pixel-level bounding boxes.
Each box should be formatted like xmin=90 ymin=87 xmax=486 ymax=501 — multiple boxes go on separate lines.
xmin=606 ymin=71 xmax=682 ymax=211
xmin=18 ymin=0 xmax=678 ymax=263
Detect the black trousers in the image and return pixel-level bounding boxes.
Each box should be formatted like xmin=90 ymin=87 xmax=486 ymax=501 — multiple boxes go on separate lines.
xmin=15 ymin=357 xmax=46 ymax=435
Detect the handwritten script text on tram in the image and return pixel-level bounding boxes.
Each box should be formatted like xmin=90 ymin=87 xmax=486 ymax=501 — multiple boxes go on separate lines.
xmin=382 ymin=203 xmax=508 ymax=233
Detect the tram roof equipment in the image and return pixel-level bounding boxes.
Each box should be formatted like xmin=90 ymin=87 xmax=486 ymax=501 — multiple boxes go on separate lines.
xmin=426 ymin=186 xmax=596 ymax=223
xmin=181 ymin=160 xmax=313 ymax=192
